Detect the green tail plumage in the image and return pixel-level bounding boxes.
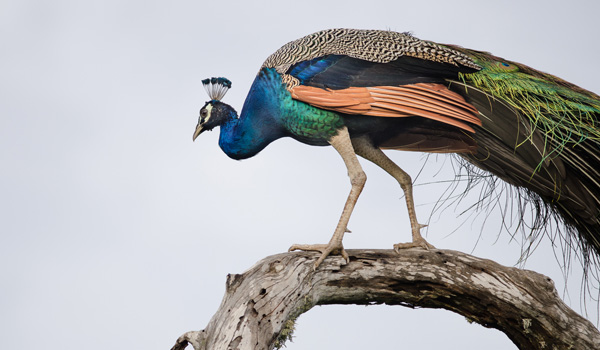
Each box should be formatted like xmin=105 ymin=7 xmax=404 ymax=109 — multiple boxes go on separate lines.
xmin=447 ymin=46 xmax=600 ymax=279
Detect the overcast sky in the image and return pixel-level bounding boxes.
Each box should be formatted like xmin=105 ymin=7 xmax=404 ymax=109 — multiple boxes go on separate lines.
xmin=2 ymin=0 xmax=599 ymax=349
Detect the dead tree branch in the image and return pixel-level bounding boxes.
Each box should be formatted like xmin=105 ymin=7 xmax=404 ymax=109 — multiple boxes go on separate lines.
xmin=171 ymin=249 xmax=600 ymax=350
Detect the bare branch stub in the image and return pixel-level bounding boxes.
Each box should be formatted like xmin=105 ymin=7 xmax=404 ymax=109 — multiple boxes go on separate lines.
xmin=171 ymin=249 xmax=600 ymax=350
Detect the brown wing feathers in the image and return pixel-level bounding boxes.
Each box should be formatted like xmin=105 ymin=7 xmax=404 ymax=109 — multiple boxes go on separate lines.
xmin=290 ymin=83 xmax=481 ymax=133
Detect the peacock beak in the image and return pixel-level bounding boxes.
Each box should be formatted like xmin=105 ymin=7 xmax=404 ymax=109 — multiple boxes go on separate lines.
xmin=192 ymin=124 xmax=204 ymax=141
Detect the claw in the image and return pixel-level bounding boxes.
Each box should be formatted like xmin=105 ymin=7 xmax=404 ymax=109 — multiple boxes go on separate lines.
xmin=394 ymin=222 xmax=435 ymax=253
xmin=393 ymin=237 xmax=435 ymax=253
xmin=289 ymin=241 xmax=349 ymax=269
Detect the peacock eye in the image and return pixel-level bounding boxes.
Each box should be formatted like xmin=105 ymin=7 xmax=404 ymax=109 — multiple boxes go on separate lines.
xmin=496 ymin=61 xmax=518 ymax=72
xmin=200 ymin=109 xmax=208 ymax=118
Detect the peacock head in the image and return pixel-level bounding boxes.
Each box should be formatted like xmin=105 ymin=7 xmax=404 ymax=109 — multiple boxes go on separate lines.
xmin=193 ymin=77 xmax=235 ymax=141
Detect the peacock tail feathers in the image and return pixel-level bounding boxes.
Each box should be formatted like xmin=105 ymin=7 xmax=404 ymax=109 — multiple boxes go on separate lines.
xmin=456 ymin=49 xmax=600 ymax=158
xmin=440 ymin=46 xmax=600 ymax=280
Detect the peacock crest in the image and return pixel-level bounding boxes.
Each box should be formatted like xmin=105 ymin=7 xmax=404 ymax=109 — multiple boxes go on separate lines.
xmin=202 ymin=77 xmax=232 ymax=101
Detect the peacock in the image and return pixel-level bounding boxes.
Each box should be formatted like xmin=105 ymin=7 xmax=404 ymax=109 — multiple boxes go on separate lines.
xmin=193 ymin=28 xmax=600 ymax=275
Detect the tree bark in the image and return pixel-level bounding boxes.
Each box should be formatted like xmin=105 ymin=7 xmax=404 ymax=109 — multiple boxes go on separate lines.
xmin=171 ymin=249 xmax=600 ymax=350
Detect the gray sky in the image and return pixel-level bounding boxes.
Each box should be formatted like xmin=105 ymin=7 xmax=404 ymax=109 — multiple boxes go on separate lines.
xmin=1 ymin=0 xmax=599 ymax=349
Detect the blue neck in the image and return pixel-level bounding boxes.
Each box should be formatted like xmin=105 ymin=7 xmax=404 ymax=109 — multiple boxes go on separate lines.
xmin=218 ymin=70 xmax=286 ymax=160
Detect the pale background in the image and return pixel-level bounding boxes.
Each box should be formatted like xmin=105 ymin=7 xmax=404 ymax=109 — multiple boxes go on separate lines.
xmin=1 ymin=0 xmax=599 ymax=349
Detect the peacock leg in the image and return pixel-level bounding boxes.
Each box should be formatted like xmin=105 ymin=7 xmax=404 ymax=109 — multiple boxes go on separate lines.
xmin=288 ymin=127 xmax=366 ymax=269
xmin=351 ymin=137 xmax=434 ymax=252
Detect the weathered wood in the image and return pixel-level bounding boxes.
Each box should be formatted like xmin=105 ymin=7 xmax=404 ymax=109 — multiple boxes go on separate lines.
xmin=171 ymin=249 xmax=600 ymax=350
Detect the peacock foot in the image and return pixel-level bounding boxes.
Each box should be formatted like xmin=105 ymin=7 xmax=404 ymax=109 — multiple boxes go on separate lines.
xmin=393 ymin=237 xmax=435 ymax=252
xmin=393 ymin=223 xmax=435 ymax=252
xmin=288 ymin=241 xmax=350 ymax=270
